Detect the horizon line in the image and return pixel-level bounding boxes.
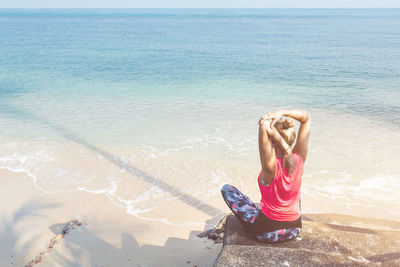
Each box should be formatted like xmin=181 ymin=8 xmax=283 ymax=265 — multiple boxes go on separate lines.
xmin=1 ymin=7 xmax=400 ymax=9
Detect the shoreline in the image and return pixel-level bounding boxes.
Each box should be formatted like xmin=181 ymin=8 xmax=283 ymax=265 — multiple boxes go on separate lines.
xmin=1 ymin=107 xmax=400 ymax=224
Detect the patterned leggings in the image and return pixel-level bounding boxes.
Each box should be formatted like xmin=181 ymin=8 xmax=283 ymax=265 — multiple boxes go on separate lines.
xmin=221 ymin=184 xmax=301 ymax=243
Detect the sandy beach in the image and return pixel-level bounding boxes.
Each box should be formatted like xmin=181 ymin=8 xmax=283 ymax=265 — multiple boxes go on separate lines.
xmin=1 ymin=8 xmax=400 ymax=266
xmin=0 ymin=169 xmax=222 ymax=266
xmin=1 ymin=108 xmax=400 ymax=266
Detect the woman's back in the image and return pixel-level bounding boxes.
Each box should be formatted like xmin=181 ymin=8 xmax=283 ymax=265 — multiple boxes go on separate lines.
xmin=258 ymin=153 xmax=303 ymax=221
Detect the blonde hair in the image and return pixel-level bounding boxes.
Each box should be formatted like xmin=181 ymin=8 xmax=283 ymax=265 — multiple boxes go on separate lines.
xmin=274 ymin=117 xmax=296 ymax=147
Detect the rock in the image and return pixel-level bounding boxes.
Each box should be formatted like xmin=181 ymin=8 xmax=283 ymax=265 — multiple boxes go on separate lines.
xmin=214 ymin=213 xmax=400 ymax=266
xmin=197 ymin=216 xmax=225 ymax=243
xmin=197 ymin=229 xmax=214 ymax=238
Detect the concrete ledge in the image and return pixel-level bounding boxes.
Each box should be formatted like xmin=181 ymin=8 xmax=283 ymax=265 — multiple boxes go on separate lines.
xmin=215 ymin=214 xmax=400 ymax=266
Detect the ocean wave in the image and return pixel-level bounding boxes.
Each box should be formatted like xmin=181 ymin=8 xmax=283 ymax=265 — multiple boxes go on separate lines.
xmin=2 ymin=140 xmax=399 ymax=225
xmin=303 ymin=171 xmax=400 ymax=213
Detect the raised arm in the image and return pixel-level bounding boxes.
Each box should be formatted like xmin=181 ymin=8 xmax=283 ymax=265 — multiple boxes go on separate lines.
xmin=272 ymin=110 xmax=311 ymax=162
xmin=264 ymin=120 xmax=296 ymax=175
xmin=258 ymin=118 xmax=276 ymax=185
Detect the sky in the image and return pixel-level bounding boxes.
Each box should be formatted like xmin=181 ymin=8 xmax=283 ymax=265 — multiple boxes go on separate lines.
xmin=1 ymin=0 xmax=400 ymax=8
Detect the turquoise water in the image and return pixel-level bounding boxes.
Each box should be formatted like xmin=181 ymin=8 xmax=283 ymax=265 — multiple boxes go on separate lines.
xmin=1 ymin=9 xmax=400 ymax=223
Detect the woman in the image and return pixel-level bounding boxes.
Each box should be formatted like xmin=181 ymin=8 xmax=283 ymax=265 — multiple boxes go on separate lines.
xmin=221 ymin=109 xmax=311 ymax=243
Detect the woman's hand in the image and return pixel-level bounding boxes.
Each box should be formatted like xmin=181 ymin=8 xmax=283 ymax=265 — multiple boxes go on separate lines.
xmin=258 ymin=117 xmax=268 ymax=128
xmin=261 ymin=110 xmax=284 ymax=127
xmin=260 ymin=111 xmax=293 ymax=155
xmin=258 ymin=115 xmax=277 ymax=138
xmin=265 ymin=109 xmax=310 ymax=163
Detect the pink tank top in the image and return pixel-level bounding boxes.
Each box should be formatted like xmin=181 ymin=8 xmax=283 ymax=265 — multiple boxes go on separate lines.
xmin=258 ymin=153 xmax=303 ymax=221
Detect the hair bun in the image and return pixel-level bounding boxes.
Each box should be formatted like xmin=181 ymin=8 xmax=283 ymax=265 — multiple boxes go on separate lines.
xmin=274 ymin=117 xmax=296 ymax=147
xmin=276 ymin=117 xmax=294 ymax=129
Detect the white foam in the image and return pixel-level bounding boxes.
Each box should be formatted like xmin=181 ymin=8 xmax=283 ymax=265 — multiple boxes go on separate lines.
xmin=0 ymin=166 xmax=76 ymax=194
xmin=3 ymin=138 xmax=398 ymax=226
xmin=303 ymin=171 xmax=400 ymax=210
xmin=158 ymin=145 xmax=194 ymax=156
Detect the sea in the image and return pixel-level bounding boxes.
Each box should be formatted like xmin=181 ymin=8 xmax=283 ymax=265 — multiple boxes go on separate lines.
xmin=1 ymin=8 xmax=399 ymax=225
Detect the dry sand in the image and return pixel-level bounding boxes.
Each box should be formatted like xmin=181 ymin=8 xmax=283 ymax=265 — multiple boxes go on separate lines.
xmin=0 ymin=169 xmax=222 ymax=266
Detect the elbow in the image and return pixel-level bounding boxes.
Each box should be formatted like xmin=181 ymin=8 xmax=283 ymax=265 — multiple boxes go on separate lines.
xmin=303 ymin=111 xmax=311 ymax=122
xmin=304 ymin=111 xmax=310 ymax=119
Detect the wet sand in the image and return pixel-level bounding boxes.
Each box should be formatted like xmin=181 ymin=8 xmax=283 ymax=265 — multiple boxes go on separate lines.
xmin=0 ymin=169 xmax=222 ymax=266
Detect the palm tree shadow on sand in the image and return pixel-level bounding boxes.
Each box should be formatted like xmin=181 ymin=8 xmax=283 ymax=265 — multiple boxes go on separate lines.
xmin=0 ymin=99 xmax=225 ymax=265
xmin=0 ymin=200 xmax=61 ymax=266
xmin=0 ymin=99 xmax=223 ymax=217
